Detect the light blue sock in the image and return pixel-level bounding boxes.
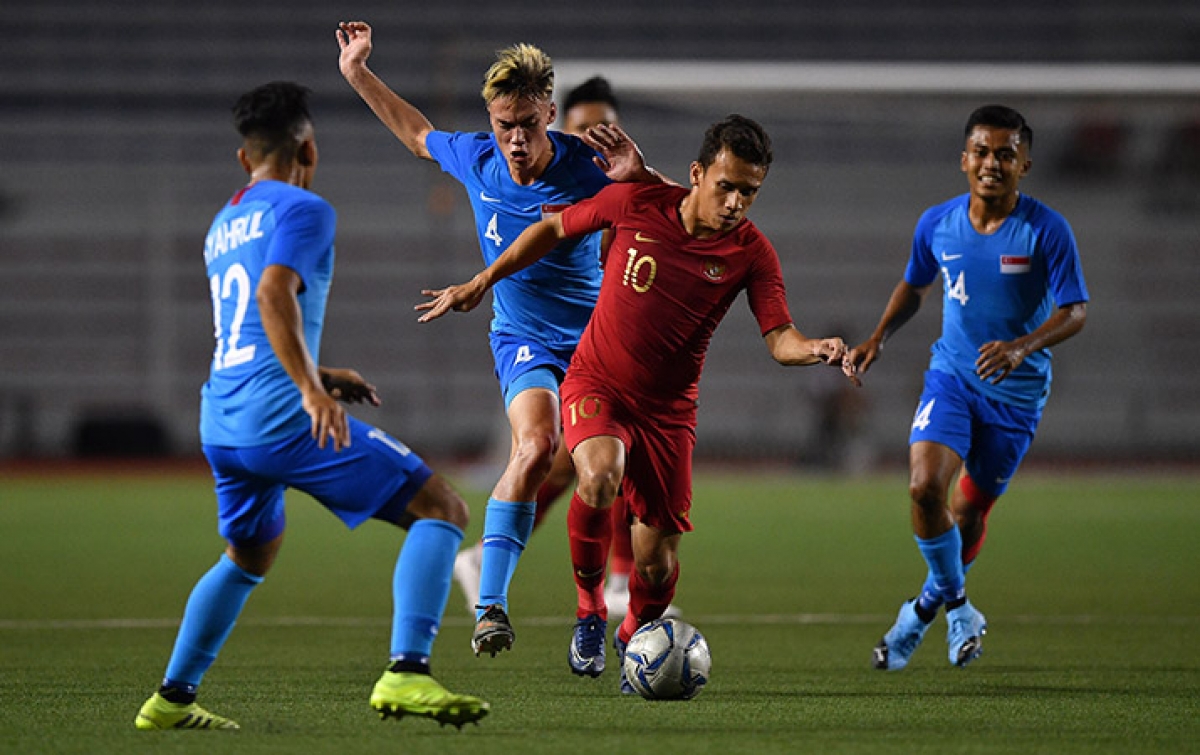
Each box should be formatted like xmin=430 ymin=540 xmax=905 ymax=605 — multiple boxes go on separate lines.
xmin=918 ymin=550 xmax=975 ymax=612
xmin=476 ymin=498 xmax=536 ymax=619
xmin=163 ymin=554 xmax=263 ymax=688
xmin=915 ymin=527 xmax=965 ymax=611
xmin=391 ymin=518 xmax=464 ymax=661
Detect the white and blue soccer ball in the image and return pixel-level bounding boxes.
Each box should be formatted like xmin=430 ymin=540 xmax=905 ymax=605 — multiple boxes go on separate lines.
xmin=623 ymin=617 xmax=711 ymax=700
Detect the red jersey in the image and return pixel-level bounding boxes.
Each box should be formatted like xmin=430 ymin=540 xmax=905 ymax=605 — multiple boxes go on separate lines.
xmin=560 ymin=182 xmax=793 ymax=413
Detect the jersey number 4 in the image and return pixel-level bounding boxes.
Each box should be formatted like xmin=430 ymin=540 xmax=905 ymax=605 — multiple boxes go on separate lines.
xmin=940 ymin=266 xmax=969 ymax=306
xmin=209 ymin=263 xmax=257 ymax=371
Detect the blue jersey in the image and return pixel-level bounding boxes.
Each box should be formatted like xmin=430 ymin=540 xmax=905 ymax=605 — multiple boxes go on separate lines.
xmin=200 ymin=180 xmax=336 ymax=446
xmin=905 ymin=193 xmax=1088 ymax=409
xmin=425 ymin=130 xmax=610 ymax=351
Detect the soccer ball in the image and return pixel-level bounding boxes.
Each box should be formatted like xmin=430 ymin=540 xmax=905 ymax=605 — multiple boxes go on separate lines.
xmin=622 ymin=618 xmax=711 ymax=700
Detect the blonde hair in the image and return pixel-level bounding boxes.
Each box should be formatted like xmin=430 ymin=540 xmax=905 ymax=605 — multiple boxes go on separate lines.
xmin=481 ymin=43 xmax=554 ymax=104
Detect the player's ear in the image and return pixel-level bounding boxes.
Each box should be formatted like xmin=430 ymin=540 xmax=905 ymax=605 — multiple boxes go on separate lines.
xmin=547 ymin=101 xmax=557 ymax=126
xmin=297 ymin=138 xmax=316 ymax=167
xmin=689 ymin=161 xmax=703 ymax=187
xmin=237 ymin=147 xmax=253 ymax=176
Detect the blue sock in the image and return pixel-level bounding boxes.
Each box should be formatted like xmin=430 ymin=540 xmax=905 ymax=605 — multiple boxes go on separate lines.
xmin=476 ymin=498 xmax=536 ymax=619
xmin=918 ymin=553 xmax=975 ymax=613
xmin=914 ymin=527 xmax=965 ymax=614
xmin=163 ymin=554 xmax=263 ymax=688
xmin=391 ymin=518 xmax=464 ymax=662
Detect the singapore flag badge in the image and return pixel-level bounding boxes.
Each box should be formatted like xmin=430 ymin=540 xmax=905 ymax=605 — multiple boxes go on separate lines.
xmin=1000 ymin=255 xmax=1031 ymax=274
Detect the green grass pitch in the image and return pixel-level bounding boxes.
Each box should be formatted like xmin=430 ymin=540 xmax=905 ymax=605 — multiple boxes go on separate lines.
xmin=1 ymin=467 xmax=1197 ymax=754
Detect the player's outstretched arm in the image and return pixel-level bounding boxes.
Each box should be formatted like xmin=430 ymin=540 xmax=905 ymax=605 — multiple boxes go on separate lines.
xmin=337 ymin=21 xmax=435 ymax=160
xmin=580 ymin=123 xmax=667 ymax=184
xmin=847 ymin=280 xmax=930 ymax=377
xmin=417 ymin=214 xmax=571 ymax=322
xmin=259 ymin=265 xmax=351 ymax=451
xmin=764 ymin=324 xmax=860 ymax=386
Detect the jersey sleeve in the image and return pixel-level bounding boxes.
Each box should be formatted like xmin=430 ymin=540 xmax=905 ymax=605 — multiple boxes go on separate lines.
xmin=560 ymin=183 xmax=630 ymax=251
xmin=744 ymin=232 xmax=794 ymax=335
xmin=903 ymin=206 xmax=943 ymax=288
xmin=265 ymin=196 xmax=336 ymax=289
xmin=424 ymin=130 xmax=483 ymax=185
xmin=1038 ymin=209 xmax=1090 ymax=307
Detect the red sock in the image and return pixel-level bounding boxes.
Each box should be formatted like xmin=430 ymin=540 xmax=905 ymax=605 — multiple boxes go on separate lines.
xmin=608 ymin=495 xmax=634 ymax=576
xmin=618 ymin=562 xmax=679 ymax=643
xmin=533 ymin=477 xmax=571 ymax=529
xmin=567 ymin=492 xmax=611 ymax=619
xmin=959 ymin=474 xmax=997 ymax=565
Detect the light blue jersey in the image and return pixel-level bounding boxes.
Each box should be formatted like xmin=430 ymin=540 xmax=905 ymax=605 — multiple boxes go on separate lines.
xmin=905 ymin=193 xmax=1089 ymax=409
xmin=200 ymin=180 xmax=336 ymax=446
xmin=425 ymin=130 xmax=610 ymax=351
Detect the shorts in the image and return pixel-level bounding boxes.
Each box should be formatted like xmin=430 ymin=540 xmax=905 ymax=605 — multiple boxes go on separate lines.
xmin=909 ymin=369 xmax=1041 ymax=497
xmin=203 ymin=416 xmax=433 ymax=547
xmin=489 ymin=331 xmax=573 ymax=409
xmin=560 ymin=376 xmax=696 ymax=534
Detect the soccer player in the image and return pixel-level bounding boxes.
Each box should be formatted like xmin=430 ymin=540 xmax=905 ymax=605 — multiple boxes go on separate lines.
xmin=848 ymin=105 xmax=1089 ymax=670
xmin=417 ymin=115 xmax=858 ymax=688
xmin=337 ymin=21 xmax=659 ymax=657
xmin=133 ymin=81 xmax=488 ymax=731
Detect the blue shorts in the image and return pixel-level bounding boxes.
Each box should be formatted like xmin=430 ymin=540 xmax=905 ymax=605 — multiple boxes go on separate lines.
xmin=489 ymin=331 xmax=574 ymax=409
xmin=909 ymin=369 xmax=1041 ymax=498
xmin=203 ymin=416 xmax=433 ymax=547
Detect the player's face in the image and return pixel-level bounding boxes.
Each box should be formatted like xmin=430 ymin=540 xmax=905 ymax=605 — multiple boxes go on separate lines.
xmin=488 ymin=94 xmax=557 ymax=182
xmin=687 ymin=148 xmax=767 ymax=236
xmin=563 ymin=101 xmax=618 ymax=136
xmin=961 ymin=125 xmax=1030 ymax=203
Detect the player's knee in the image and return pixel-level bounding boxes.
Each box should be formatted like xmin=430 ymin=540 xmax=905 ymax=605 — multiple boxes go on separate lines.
xmin=574 ymin=466 xmax=620 ymax=509
xmin=908 ymin=471 xmax=949 ymax=512
xmin=509 ymin=431 xmax=558 ymax=481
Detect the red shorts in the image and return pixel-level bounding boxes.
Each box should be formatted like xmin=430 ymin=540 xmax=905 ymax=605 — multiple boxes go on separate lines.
xmin=560 ymin=376 xmax=696 ymax=534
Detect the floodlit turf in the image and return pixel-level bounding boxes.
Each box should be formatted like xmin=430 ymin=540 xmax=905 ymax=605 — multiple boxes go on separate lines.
xmin=1 ymin=468 xmax=1198 ymax=754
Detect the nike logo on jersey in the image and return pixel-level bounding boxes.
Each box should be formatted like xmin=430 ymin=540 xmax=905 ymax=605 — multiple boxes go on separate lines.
xmin=941 ymin=252 xmax=963 ymax=261
xmin=479 ymin=191 xmax=502 ymax=203
xmin=634 ymin=231 xmax=660 ymax=243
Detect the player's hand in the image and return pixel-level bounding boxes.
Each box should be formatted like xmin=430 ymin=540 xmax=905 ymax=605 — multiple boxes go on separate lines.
xmin=846 ymin=336 xmax=884 ymax=378
xmin=302 ymin=388 xmax=352 ymax=452
xmin=815 ymin=337 xmax=862 ymax=387
xmin=336 ymin=21 xmax=373 ymax=77
xmin=582 ymin=124 xmax=648 ymax=182
xmin=976 ymin=340 xmax=1026 ymax=384
xmin=321 ymin=367 xmax=381 ymax=406
xmin=416 ymin=276 xmax=488 ymax=322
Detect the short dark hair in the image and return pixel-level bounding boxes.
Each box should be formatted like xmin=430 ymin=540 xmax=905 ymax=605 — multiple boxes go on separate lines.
xmin=696 ymin=114 xmax=773 ymax=170
xmin=232 ymin=81 xmax=313 ymax=156
xmin=563 ymin=76 xmax=619 ymax=114
xmin=965 ymin=104 xmax=1033 ymax=150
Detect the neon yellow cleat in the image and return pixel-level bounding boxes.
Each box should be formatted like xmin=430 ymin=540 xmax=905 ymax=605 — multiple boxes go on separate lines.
xmin=134 ymin=692 xmax=240 ymax=731
xmin=370 ymin=671 xmax=489 ymax=728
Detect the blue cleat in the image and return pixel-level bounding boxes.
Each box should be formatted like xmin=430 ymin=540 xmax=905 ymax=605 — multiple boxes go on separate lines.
xmin=612 ymin=633 xmax=636 ymax=695
xmin=569 ymin=615 xmax=607 ymax=678
xmin=946 ymin=600 xmax=987 ymax=667
xmin=872 ymin=599 xmax=932 ymax=670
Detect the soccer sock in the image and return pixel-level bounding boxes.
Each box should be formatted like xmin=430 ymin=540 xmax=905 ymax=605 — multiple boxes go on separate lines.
xmin=533 ymin=477 xmax=570 ymax=529
xmin=391 ymin=518 xmax=464 ymax=666
xmin=163 ymin=553 xmax=263 ymax=689
xmin=567 ymin=492 xmax=612 ymax=619
xmin=915 ymin=526 xmax=965 ymax=615
xmin=608 ymin=495 xmax=635 ymax=578
xmin=959 ymin=474 xmax=998 ymax=565
xmin=477 ymin=498 xmax=535 ymax=618
xmin=619 ymin=562 xmax=679 ymax=643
